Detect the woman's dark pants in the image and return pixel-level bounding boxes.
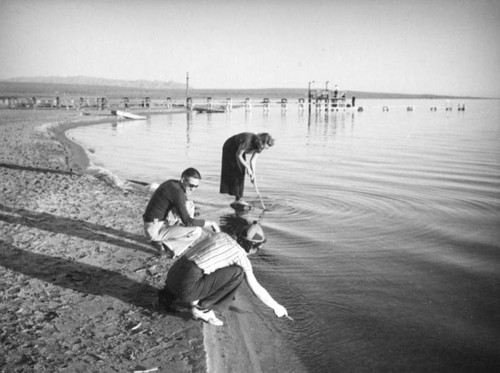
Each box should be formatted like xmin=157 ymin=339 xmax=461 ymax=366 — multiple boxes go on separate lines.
xmin=166 ymin=256 xmax=244 ymax=312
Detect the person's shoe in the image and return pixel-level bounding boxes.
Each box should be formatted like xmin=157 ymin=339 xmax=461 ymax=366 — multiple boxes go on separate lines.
xmin=230 ymin=200 xmax=251 ymax=210
xmin=191 ymin=306 xmax=223 ymax=326
xmin=235 ymin=199 xmax=249 ymax=206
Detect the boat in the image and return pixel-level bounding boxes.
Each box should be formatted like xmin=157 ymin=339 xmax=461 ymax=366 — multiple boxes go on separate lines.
xmin=193 ymin=106 xmax=226 ymax=114
xmin=111 ymin=110 xmax=147 ymax=120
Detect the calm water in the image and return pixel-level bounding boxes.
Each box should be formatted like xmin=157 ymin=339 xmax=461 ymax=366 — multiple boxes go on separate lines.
xmin=69 ymin=99 xmax=500 ymax=372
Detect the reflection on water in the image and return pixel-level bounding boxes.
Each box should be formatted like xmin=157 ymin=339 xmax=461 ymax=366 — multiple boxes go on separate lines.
xmin=306 ymin=110 xmax=357 ymax=146
xmin=186 ymin=111 xmax=193 ymax=150
xmin=68 ymin=99 xmax=500 ymax=372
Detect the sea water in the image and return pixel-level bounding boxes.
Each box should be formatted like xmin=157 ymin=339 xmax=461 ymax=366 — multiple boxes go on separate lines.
xmin=68 ymin=99 xmax=500 ymax=372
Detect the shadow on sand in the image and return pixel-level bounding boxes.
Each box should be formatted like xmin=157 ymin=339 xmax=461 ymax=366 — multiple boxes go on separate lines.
xmin=0 ymin=203 xmax=156 ymax=255
xmin=0 ymin=240 xmax=191 ymax=321
xmin=0 ymin=162 xmax=77 ymax=176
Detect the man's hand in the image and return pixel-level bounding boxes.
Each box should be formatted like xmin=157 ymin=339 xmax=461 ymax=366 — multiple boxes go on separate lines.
xmin=206 ymin=220 xmax=220 ymax=232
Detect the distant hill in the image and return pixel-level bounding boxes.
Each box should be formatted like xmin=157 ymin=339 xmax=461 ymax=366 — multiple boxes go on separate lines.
xmin=1 ymin=76 xmax=185 ymax=90
xmin=0 ymin=76 xmax=479 ymax=100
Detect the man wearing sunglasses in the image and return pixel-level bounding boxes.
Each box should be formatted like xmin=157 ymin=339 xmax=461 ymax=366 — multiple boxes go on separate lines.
xmin=143 ymin=167 xmax=220 ymax=257
xmin=158 ymin=221 xmax=288 ymax=326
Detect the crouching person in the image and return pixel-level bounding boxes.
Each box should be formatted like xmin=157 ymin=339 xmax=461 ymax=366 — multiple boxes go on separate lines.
xmin=158 ymin=221 xmax=288 ymax=326
xmin=143 ymin=167 xmax=220 ymax=257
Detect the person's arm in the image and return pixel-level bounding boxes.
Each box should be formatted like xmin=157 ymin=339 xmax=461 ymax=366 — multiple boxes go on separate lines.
xmin=172 ymin=188 xmax=220 ymax=231
xmin=171 ymin=189 xmax=205 ymax=227
xmin=237 ymin=149 xmax=259 ymax=182
xmin=245 ymin=271 xmax=288 ymax=317
xmin=237 ymin=148 xmax=251 ymax=171
xmin=247 ymin=152 xmax=259 ymax=182
xmin=178 ymin=201 xmax=219 ymax=231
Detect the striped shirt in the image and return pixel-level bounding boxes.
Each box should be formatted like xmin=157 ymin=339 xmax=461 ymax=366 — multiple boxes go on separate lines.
xmin=185 ymin=232 xmax=253 ymax=275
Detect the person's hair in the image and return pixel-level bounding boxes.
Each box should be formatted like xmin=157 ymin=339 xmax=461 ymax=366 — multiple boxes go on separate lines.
xmin=181 ymin=167 xmax=202 ymax=180
xmin=237 ymin=236 xmax=263 ymax=254
xmin=257 ymin=133 xmax=275 ymax=148
xmin=236 ymin=221 xmax=266 ymax=254
xmin=251 ymin=136 xmax=264 ymax=152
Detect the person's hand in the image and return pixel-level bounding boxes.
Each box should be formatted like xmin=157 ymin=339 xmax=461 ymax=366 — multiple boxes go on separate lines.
xmin=209 ymin=221 xmax=220 ymax=232
xmin=246 ymin=169 xmax=254 ymax=181
xmin=273 ymin=304 xmax=288 ymax=318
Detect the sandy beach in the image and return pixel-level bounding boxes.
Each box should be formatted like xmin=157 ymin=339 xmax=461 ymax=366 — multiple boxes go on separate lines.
xmin=0 ymin=109 xmax=210 ymax=372
xmin=1 ymin=108 xmax=301 ymax=373
xmin=0 ymin=106 xmax=307 ymax=373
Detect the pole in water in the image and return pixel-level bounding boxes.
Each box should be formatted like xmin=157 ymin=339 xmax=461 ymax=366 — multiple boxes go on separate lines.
xmin=257 ymin=193 xmax=266 ymax=210
xmin=252 ymin=179 xmax=266 ymax=210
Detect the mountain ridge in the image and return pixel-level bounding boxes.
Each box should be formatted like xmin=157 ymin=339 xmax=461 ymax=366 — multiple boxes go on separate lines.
xmin=0 ymin=76 xmax=483 ymax=99
xmin=1 ymin=76 xmax=186 ymax=90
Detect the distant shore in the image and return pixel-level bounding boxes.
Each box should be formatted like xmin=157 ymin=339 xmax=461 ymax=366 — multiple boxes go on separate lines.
xmin=1 ymin=80 xmax=489 ymax=101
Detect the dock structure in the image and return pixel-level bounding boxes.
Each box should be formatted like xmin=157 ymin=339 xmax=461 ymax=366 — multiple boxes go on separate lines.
xmin=281 ymin=98 xmax=288 ymax=111
xmin=308 ymin=86 xmax=356 ymax=112
xmin=0 ymin=93 xmax=465 ymax=113
xmin=244 ymin=98 xmax=252 ymax=112
xmin=262 ymin=98 xmax=270 ymax=112
xmin=298 ymin=98 xmax=305 ymax=112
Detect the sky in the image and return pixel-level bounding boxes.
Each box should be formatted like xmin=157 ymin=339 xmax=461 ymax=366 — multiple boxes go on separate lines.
xmin=1 ymin=0 xmax=499 ymax=97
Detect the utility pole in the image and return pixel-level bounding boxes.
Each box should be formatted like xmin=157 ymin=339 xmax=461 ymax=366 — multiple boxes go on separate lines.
xmin=186 ymin=72 xmax=189 ymax=98
xmin=325 ymin=81 xmax=330 ymax=112
xmin=308 ymin=80 xmax=315 ymax=113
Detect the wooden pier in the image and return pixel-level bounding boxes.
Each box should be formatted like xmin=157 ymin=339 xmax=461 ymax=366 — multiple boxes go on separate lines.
xmin=0 ymin=94 xmax=465 ymax=113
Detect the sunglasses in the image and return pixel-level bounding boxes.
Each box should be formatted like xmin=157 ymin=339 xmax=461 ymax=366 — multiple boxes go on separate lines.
xmin=182 ymin=178 xmax=199 ymax=189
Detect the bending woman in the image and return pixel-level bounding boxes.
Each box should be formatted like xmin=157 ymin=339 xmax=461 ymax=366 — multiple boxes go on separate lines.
xmin=220 ymin=132 xmax=275 ymax=207
xmin=158 ymin=221 xmax=288 ymax=326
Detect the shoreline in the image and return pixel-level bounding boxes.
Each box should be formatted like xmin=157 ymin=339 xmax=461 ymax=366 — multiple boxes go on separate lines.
xmin=0 ymin=107 xmax=303 ymax=373
xmin=0 ymin=108 xmax=207 ymax=372
xmin=53 ymin=108 xmax=306 ymax=373
xmin=52 ymin=108 xmax=188 ymax=173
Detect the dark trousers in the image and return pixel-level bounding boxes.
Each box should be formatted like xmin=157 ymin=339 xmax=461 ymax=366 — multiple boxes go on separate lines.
xmin=166 ymin=256 xmax=244 ymax=312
